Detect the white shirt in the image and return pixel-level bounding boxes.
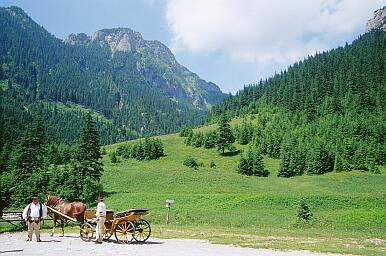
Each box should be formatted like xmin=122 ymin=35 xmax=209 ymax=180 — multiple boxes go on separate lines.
xmin=96 ymin=202 xmax=106 ymax=217
xmin=22 ymin=202 xmax=48 ymax=219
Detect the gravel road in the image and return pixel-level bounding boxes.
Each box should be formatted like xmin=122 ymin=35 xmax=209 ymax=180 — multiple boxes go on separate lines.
xmin=0 ymin=232 xmax=348 ymax=256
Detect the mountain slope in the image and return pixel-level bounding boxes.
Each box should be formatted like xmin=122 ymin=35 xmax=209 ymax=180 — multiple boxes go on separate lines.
xmin=0 ymin=6 xmax=224 ymax=146
xmin=66 ymin=28 xmax=224 ymax=108
xmin=210 ymin=30 xmax=385 ymax=172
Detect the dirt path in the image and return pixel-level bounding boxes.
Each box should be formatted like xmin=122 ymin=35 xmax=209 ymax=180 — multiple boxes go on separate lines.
xmin=0 ymin=232 xmax=349 ymax=256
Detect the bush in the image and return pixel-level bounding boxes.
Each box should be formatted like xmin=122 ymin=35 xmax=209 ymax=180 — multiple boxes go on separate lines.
xmin=183 ymin=156 xmax=199 ymax=170
xmin=297 ymin=199 xmax=313 ymax=223
xmin=180 ymin=126 xmax=193 ymax=137
xmin=110 ymin=151 xmax=119 ymax=163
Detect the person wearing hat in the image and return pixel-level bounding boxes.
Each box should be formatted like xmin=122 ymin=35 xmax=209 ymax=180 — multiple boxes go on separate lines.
xmin=95 ymin=194 xmax=106 ymax=244
xmin=22 ymin=197 xmax=48 ymax=242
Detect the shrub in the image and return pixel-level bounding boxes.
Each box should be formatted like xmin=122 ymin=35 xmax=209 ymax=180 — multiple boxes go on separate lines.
xmin=183 ymin=156 xmax=199 ymax=170
xmin=297 ymin=199 xmax=313 ymax=223
xmin=110 ymin=151 xmax=118 ymax=163
xmin=180 ymin=126 xmax=193 ymax=137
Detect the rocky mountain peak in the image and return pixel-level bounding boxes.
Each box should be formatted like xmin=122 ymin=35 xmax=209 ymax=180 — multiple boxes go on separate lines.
xmin=64 ymin=33 xmax=90 ymax=46
xmin=91 ymin=28 xmax=145 ymax=53
xmin=366 ymin=6 xmax=386 ymax=32
xmin=62 ymin=27 xmax=225 ymax=109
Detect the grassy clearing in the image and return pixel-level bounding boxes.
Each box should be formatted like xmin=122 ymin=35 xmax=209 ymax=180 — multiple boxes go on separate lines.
xmin=101 ymin=131 xmax=386 ymax=255
xmin=2 ymin=118 xmax=384 ymax=255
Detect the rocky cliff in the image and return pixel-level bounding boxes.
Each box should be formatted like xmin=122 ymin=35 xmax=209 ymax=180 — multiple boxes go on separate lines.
xmin=366 ymin=6 xmax=386 ymax=32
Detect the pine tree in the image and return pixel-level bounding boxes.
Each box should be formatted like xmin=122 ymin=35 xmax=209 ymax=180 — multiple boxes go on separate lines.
xmin=278 ymin=140 xmax=300 ymax=177
xmin=110 ymin=151 xmax=118 ymax=163
xmin=251 ymin=149 xmax=269 ymax=177
xmin=237 ymin=151 xmax=253 ymax=175
xmin=297 ymin=199 xmax=313 ymax=223
xmin=306 ymin=142 xmax=334 ymax=175
xmin=9 ymin=110 xmax=48 ymax=205
xmin=10 ymin=111 xmax=45 ymax=182
xmin=76 ymin=112 xmax=103 ymax=181
xmin=217 ymin=115 xmax=235 ymax=154
xmin=237 ymin=146 xmax=269 ymax=177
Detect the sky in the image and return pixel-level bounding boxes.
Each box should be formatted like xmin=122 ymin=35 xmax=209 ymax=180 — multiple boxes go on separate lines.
xmin=0 ymin=0 xmax=384 ymax=93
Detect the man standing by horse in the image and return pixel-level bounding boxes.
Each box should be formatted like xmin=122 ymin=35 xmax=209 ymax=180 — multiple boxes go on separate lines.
xmin=22 ymin=197 xmax=48 ymax=242
xmin=95 ymin=194 xmax=106 ymax=244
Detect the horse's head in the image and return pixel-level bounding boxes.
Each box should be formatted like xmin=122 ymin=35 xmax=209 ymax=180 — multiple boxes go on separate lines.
xmin=45 ymin=195 xmax=59 ymax=206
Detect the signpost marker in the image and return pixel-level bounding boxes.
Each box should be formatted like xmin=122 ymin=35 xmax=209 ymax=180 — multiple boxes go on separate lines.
xmin=165 ymin=199 xmax=174 ymax=225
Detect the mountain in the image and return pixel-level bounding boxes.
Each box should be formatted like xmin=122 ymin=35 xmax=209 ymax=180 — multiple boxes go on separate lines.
xmin=65 ymin=28 xmax=224 ymax=108
xmin=0 ymin=6 xmax=224 ymax=147
xmin=366 ymin=6 xmax=386 ymax=32
xmin=210 ymin=29 xmax=385 ymax=173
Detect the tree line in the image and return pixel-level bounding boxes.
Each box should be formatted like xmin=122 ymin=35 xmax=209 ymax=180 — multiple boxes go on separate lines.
xmin=110 ymin=137 xmax=164 ymax=162
xmin=207 ymin=30 xmax=385 ymax=176
xmin=0 ymin=111 xmax=103 ymax=210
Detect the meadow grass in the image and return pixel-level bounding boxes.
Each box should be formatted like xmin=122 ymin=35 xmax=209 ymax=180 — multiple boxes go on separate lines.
xmin=2 ymin=119 xmax=385 ymax=255
xmin=101 ymin=131 xmax=386 ymax=255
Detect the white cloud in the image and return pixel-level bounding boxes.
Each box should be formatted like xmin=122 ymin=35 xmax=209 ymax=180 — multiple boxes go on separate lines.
xmin=166 ymin=0 xmax=384 ymax=80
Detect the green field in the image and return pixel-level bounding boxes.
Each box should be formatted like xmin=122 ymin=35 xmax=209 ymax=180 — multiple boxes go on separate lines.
xmin=1 ymin=120 xmax=385 ymax=255
xmin=100 ymin=124 xmax=386 ymax=255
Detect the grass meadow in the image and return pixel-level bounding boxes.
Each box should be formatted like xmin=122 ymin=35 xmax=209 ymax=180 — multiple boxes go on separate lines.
xmin=1 ymin=119 xmax=385 ymax=255
xmin=100 ymin=125 xmax=386 ymax=255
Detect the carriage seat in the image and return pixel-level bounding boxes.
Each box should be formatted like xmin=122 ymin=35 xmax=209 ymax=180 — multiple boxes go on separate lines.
xmin=84 ymin=210 xmax=114 ymax=221
xmin=116 ymin=209 xmax=149 ymax=218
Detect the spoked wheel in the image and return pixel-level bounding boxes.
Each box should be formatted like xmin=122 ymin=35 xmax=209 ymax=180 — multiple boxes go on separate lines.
xmin=133 ymin=219 xmax=151 ymax=242
xmin=103 ymin=222 xmax=112 ymax=241
xmin=80 ymin=223 xmax=94 ymax=242
xmin=114 ymin=220 xmax=135 ymax=244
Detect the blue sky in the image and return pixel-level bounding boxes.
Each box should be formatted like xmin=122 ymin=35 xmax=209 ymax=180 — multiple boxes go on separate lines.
xmin=0 ymin=0 xmax=384 ymax=93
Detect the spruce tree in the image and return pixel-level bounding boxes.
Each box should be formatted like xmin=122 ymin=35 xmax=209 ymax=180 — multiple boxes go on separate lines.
xmin=251 ymin=149 xmax=269 ymax=177
xmin=76 ymin=112 xmax=103 ymax=181
xmin=9 ymin=110 xmax=48 ymax=205
xmin=278 ymin=140 xmax=298 ymax=177
xmin=217 ymin=114 xmax=235 ymax=154
xmin=11 ymin=111 xmax=45 ymax=181
xmin=297 ymin=199 xmax=313 ymax=223
xmin=110 ymin=151 xmax=118 ymax=163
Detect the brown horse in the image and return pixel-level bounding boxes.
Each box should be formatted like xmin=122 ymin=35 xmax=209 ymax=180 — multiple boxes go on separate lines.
xmin=45 ymin=195 xmax=86 ymax=237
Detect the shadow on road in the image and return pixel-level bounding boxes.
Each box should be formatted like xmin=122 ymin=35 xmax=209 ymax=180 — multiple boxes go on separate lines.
xmin=0 ymin=249 xmax=24 ymax=254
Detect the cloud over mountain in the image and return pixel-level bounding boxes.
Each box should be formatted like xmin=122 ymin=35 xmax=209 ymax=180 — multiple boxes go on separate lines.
xmin=166 ymin=0 xmax=384 ymax=80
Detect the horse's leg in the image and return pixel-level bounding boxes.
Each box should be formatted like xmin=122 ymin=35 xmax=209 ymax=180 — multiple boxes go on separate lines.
xmin=51 ymin=215 xmax=56 ymax=237
xmin=60 ymin=219 xmax=64 ymax=237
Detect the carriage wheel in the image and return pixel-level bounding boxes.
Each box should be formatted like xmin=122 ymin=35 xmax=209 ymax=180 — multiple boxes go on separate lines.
xmin=80 ymin=223 xmax=94 ymax=242
xmin=114 ymin=220 xmax=135 ymax=244
xmin=103 ymin=222 xmax=112 ymax=241
xmin=133 ymin=219 xmax=151 ymax=242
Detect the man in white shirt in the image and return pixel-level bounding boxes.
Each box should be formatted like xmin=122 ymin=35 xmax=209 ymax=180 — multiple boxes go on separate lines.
xmin=22 ymin=197 xmax=48 ymax=242
xmin=95 ymin=195 xmax=106 ymax=243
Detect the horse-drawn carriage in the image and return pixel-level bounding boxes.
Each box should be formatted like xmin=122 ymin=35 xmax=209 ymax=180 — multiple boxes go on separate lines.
xmin=45 ymin=195 xmax=151 ymax=244
xmin=80 ymin=208 xmax=151 ymax=243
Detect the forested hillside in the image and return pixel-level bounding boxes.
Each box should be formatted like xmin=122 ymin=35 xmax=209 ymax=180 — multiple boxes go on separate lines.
xmin=210 ymin=30 xmax=386 ymax=175
xmin=0 ymin=6 xmax=224 ymax=149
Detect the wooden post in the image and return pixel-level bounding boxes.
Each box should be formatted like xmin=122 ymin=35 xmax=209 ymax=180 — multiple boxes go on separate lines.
xmin=46 ymin=205 xmax=78 ymax=222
